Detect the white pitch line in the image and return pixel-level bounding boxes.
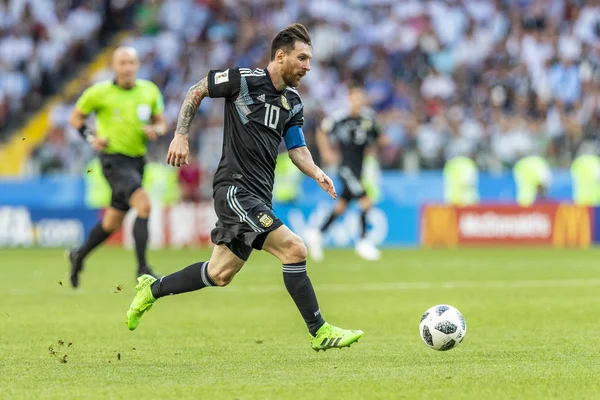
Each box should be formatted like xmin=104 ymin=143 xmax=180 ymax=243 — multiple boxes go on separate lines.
xmin=229 ymin=278 xmax=600 ymax=293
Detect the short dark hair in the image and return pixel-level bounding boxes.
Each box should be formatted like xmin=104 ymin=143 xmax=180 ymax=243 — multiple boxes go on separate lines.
xmin=270 ymin=23 xmax=311 ymax=60
xmin=347 ymin=81 xmax=364 ymax=92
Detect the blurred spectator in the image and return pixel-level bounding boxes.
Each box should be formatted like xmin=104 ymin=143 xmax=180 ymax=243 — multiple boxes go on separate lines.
xmin=178 ymin=154 xmax=201 ymax=203
xmin=0 ymin=0 xmax=133 ymax=134
xmin=32 ymin=125 xmax=71 ymax=174
xmin=23 ymin=0 xmax=600 ymax=182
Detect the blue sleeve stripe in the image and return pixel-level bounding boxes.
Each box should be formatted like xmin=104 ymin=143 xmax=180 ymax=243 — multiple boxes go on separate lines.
xmin=284 ymin=125 xmax=306 ymax=151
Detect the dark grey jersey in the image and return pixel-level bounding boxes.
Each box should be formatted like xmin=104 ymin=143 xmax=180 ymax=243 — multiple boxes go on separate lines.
xmin=207 ymin=67 xmax=304 ymax=205
xmin=321 ymin=111 xmax=382 ymax=177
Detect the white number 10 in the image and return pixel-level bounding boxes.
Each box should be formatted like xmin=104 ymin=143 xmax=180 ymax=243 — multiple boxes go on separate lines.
xmin=264 ymin=104 xmax=280 ymax=129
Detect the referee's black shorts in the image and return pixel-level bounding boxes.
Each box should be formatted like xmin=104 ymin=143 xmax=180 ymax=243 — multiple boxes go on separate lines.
xmin=99 ymin=153 xmax=145 ymax=212
xmin=211 ymin=185 xmax=283 ymax=261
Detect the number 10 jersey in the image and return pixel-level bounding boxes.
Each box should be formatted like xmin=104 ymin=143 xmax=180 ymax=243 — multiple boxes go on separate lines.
xmin=207 ymin=67 xmax=304 ymax=206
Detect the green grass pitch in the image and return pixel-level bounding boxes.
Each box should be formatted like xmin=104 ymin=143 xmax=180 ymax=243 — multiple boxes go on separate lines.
xmin=2 ymin=247 xmax=600 ymax=399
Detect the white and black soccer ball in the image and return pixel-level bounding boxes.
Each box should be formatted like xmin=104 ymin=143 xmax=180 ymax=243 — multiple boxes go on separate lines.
xmin=419 ymin=304 xmax=466 ymax=351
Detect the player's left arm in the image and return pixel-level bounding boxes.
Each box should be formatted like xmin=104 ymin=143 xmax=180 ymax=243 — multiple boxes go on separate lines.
xmin=143 ymin=84 xmax=167 ymax=141
xmin=286 ymin=126 xmax=337 ymax=200
xmin=373 ymin=119 xmax=390 ymax=148
xmin=143 ymin=113 xmax=167 ymax=141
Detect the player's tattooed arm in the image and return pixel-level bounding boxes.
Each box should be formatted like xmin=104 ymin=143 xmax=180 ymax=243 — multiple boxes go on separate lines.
xmin=174 ymin=77 xmax=209 ymax=137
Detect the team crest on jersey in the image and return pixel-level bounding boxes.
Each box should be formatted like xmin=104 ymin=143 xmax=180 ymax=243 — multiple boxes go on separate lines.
xmin=280 ymin=95 xmax=290 ymax=111
xmin=215 ymin=69 xmax=229 ymax=85
xmin=258 ymin=213 xmax=274 ymax=228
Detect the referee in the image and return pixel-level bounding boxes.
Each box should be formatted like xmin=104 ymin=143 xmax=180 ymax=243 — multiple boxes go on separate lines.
xmin=67 ymin=46 xmax=166 ymax=288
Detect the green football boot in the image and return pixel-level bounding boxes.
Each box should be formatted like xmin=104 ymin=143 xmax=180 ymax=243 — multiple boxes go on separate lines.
xmin=126 ymin=274 xmax=157 ymax=331
xmin=310 ymin=322 xmax=363 ymax=352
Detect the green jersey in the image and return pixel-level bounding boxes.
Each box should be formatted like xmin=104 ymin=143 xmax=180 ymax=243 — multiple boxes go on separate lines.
xmin=571 ymin=154 xmax=600 ymax=205
xmin=514 ymin=156 xmax=552 ymax=206
xmin=444 ymin=156 xmax=479 ymax=206
xmin=75 ymin=79 xmax=164 ymax=157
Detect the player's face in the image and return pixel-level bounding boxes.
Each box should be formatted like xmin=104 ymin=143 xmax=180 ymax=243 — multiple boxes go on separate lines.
xmin=113 ymin=51 xmax=139 ymax=85
xmin=349 ymin=87 xmax=366 ymax=110
xmin=281 ymin=41 xmax=311 ymax=88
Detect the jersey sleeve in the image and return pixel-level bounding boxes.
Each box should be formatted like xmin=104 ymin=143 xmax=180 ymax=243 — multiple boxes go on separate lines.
xmin=151 ymin=83 xmax=165 ymax=115
xmin=75 ymin=84 xmax=101 ymax=115
xmin=207 ymin=67 xmax=241 ymax=100
xmin=284 ymin=103 xmax=304 ymax=130
xmin=321 ymin=116 xmax=338 ymax=143
xmin=320 ymin=116 xmax=335 ymax=134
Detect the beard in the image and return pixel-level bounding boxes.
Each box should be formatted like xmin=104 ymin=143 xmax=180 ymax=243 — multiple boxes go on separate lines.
xmin=282 ymin=68 xmax=303 ymax=88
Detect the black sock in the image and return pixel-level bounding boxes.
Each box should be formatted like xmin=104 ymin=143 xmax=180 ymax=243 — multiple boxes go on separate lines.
xmin=320 ymin=211 xmax=339 ymax=232
xmin=151 ymin=261 xmax=214 ymax=299
xmin=133 ymin=217 xmax=149 ymax=270
xmin=360 ymin=209 xmax=368 ymax=238
xmin=283 ymin=261 xmax=325 ymax=336
xmin=76 ymin=223 xmax=110 ymax=261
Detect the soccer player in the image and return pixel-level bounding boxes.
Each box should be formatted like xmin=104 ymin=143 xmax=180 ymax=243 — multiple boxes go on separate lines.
xmin=67 ymin=46 xmax=166 ymax=288
xmin=125 ymin=24 xmax=363 ymax=351
xmin=306 ymin=84 xmax=387 ymax=262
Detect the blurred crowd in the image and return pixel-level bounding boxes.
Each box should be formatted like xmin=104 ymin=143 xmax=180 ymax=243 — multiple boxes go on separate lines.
xmin=0 ymin=0 xmax=138 ymax=134
xmin=28 ymin=0 xmax=600 ymax=197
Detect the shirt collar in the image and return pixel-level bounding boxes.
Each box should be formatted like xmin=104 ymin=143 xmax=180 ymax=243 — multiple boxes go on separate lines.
xmin=113 ymin=79 xmax=136 ymax=90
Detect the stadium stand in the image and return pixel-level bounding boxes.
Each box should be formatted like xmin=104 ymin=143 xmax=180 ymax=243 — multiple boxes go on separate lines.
xmin=10 ymin=0 xmax=600 ymax=184
xmin=0 ymin=0 xmax=134 ymax=136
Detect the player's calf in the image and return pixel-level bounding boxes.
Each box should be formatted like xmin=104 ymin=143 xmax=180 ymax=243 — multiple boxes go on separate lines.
xmin=208 ymin=264 xmax=237 ymax=287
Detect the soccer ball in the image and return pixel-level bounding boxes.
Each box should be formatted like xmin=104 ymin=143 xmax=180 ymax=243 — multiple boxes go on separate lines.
xmin=419 ymin=304 xmax=466 ymax=351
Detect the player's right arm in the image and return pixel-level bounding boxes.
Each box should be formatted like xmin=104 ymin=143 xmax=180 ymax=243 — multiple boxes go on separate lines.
xmin=69 ymin=84 xmax=108 ymax=152
xmin=167 ymin=68 xmax=241 ymax=167
xmin=173 ymin=77 xmax=209 ymax=138
xmin=166 ymin=76 xmax=208 ymax=167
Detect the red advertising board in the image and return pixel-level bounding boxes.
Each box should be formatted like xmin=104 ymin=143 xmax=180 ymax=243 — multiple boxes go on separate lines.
xmin=456 ymin=204 xmax=557 ymax=245
xmin=422 ymin=203 xmax=592 ymax=248
xmin=107 ymin=201 xmax=217 ymax=248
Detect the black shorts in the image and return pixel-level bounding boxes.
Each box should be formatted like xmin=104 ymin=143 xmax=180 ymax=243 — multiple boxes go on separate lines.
xmin=211 ymin=185 xmax=283 ymax=261
xmin=338 ymin=165 xmax=367 ymax=201
xmin=99 ymin=153 xmax=145 ymax=212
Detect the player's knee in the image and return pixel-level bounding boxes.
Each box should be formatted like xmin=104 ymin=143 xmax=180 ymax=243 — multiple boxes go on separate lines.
xmin=286 ymin=236 xmax=307 ymax=262
xmin=102 ymin=223 xmax=120 ymax=233
xmin=102 ymin=217 xmax=123 ymax=233
xmin=335 ymin=202 xmax=347 ymax=214
xmin=359 ymin=197 xmax=372 ymax=210
xmin=136 ymin=201 xmax=151 ymax=218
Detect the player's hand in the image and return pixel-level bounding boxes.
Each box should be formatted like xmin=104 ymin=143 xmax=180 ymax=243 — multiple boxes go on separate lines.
xmin=90 ymin=137 xmax=108 ymax=152
xmin=166 ymin=134 xmax=189 ymax=167
xmin=142 ymin=125 xmax=159 ymax=141
xmin=315 ymin=170 xmax=337 ymax=200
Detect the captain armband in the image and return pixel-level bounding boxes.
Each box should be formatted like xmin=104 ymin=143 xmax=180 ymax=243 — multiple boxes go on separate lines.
xmin=284 ymin=125 xmax=306 ymax=151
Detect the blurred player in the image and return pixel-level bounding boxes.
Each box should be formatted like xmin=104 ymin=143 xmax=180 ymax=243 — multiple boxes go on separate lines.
xmin=125 ymin=24 xmax=363 ymax=351
xmin=67 ymin=47 xmax=166 ymax=287
xmin=306 ymin=83 xmax=387 ymax=262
